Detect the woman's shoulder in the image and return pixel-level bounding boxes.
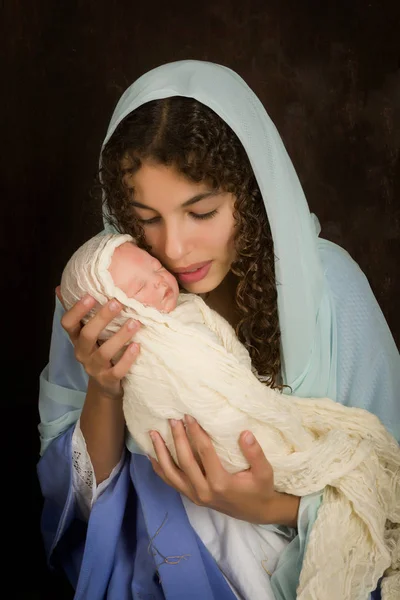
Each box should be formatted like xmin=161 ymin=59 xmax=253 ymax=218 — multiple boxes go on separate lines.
xmin=318 ymin=239 xmax=369 ymax=291
xmin=317 ymin=237 xmax=396 ymax=346
xmin=318 ymin=239 xmax=400 ymax=439
xmin=317 ymin=238 xmax=390 ymax=327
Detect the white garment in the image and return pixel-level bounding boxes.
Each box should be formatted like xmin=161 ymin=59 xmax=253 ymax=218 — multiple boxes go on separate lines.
xmin=181 ymin=496 xmax=291 ymax=600
xmin=71 ymin=419 xmax=290 ymax=600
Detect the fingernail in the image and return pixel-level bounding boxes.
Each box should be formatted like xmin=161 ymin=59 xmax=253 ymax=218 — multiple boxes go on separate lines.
xmin=184 ymin=414 xmax=195 ymax=425
xmin=129 ymin=343 xmax=139 ymax=354
xmin=109 ymin=299 xmax=120 ymax=312
xmin=149 ymin=431 xmax=157 ymax=441
xmin=170 ymin=419 xmax=178 ymax=428
xmin=127 ymin=319 xmax=137 ymax=330
xmin=82 ymin=294 xmax=92 ymax=306
xmin=244 ymin=431 xmax=255 ymax=446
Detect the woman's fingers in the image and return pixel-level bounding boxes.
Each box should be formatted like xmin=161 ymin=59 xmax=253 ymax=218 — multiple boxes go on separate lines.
xmin=169 ymin=420 xmax=206 ymax=480
xmin=60 ymin=294 xmax=97 ymax=344
xmin=148 ymin=455 xmax=165 ymax=479
xmin=110 ymin=341 xmax=141 ymax=380
xmin=183 ymin=416 xmax=226 ymax=488
xmin=57 ymin=289 xmax=142 ymax=399
xmin=150 ymin=431 xmax=189 ymax=492
xmin=77 ymin=299 xmax=122 ymax=358
xmin=95 ymin=318 xmax=140 ymax=361
xmin=150 ymin=419 xmax=226 ymax=505
xmin=238 ymin=431 xmax=274 ymax=485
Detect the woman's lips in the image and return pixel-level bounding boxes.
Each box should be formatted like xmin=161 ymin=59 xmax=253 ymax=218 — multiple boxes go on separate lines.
xmin=174 ymin=261 xmax=213 ymax=284
xmin=173 ymin=260 xmax=211 ymax=273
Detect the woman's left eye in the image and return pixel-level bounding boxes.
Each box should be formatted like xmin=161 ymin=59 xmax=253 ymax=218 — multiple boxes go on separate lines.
xmin=190 ymin=210 xmax=218 ymax=221
xmin=138 ymin=216 xmax=160 ymax=225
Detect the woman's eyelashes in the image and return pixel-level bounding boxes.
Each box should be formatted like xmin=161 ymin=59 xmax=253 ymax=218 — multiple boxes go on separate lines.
xmin=137 ymin=215 xmax=160 ymax=225
xmin=191 ymin=209 xmax=219 ymax=221
xmin=137 ymin=209 xmax=219 ymax=226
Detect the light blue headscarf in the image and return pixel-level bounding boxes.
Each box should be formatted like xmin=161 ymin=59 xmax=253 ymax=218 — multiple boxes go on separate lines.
xmin=102 ymin=59 xmax=336 ymax=399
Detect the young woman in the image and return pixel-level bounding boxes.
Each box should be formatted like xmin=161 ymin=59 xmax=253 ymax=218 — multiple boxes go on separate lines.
xmin=37 ymin=60 xmax=399 ymax=600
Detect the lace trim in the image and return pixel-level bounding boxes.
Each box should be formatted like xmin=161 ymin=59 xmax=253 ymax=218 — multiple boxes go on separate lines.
xmin=71 ymin=419 xmax=125 ymax=519
xmin=72 ymin=420 xmax=95 ymax=491
xmin=71 ymin=419 xmax=96 ymax=519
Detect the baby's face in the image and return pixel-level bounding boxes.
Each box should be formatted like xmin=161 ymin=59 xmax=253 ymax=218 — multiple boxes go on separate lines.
xmin=109 ymin=242 xmax=179 ymax=312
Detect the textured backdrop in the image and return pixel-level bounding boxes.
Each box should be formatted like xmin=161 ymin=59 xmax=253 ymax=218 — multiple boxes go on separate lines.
xmin=3 ymin=1 xmax=399 ymax=597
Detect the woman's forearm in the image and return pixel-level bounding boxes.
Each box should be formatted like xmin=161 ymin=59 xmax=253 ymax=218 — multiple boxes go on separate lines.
xmin=80 ymin=377 xmax=126 ymax=484
xmin=264 ymin=492 xmax=301 ymax=528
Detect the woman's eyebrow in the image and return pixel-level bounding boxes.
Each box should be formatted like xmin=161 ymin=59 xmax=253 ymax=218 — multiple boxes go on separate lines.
xmin=130 ymin=191 xmax=219 ymax=211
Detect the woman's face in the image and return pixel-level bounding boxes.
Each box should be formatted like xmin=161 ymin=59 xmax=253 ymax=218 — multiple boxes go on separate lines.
xmin=122 ymin=160 xmax=237 ymax=294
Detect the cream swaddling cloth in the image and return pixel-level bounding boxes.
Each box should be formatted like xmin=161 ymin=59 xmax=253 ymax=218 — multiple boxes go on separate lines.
xmin=61 ymin=232 xmax=400 ymax=600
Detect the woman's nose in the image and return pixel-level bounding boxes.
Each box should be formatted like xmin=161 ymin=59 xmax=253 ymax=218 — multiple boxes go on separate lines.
xmin=163 ymin=223 xmax=191 ymax=262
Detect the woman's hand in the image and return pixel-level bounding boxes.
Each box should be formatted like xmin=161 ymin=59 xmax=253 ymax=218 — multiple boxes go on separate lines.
xmin=149 ymin=417 xmax=300 ymax=527
xmin=56 ymin=286 xmax=141 ymax=399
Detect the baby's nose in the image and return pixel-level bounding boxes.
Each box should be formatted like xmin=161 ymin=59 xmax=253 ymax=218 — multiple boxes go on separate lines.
xmin=155 ymin=277 xmax=167 ymax=288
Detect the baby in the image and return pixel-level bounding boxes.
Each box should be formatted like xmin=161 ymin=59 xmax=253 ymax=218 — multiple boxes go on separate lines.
xmin=109 ymin=240 xmax=180 ymax=313
xmin=60 ymin=232 xmax=399 ymax=600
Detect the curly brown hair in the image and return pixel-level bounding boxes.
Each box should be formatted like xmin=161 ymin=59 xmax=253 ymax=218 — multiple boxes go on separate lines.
xmin=100 ymin=97 xmax=283 ymax=389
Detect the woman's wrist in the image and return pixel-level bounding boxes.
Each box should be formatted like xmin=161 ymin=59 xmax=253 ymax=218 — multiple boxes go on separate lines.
xmin=87 ymin=376 xmax=124 ymax=402
xmin=80 ymin=377 xmax=126 ymax=483
xmin=263 ymin=491 xmax=300 ymax=528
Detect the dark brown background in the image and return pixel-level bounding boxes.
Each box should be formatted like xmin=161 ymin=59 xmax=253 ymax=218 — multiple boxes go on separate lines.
xmin=3 ymin=1 xmax=399 ymax=597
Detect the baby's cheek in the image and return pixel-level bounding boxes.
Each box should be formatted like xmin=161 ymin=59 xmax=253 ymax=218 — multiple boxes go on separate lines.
xmin=142 ymin=289 xmax=162 ymax=307
xmin=167 ymin=274 xmax=179 ymax=293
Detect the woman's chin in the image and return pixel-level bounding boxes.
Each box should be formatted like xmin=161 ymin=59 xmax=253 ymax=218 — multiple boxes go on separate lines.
xmin=181 ymin=274 xmax=224 ymax=295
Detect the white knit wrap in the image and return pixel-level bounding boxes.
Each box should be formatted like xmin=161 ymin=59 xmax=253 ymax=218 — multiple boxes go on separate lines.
xmin=61 ymin=232 xmax=400 ymax=599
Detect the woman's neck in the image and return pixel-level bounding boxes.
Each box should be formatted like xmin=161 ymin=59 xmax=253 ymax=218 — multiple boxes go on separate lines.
xmin=202 ymin=271 xmax=240 ymax=329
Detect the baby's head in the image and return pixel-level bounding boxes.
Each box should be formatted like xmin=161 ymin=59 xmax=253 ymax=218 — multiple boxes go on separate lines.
xmin=109 ymin=242 xmax=179 ymax=313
